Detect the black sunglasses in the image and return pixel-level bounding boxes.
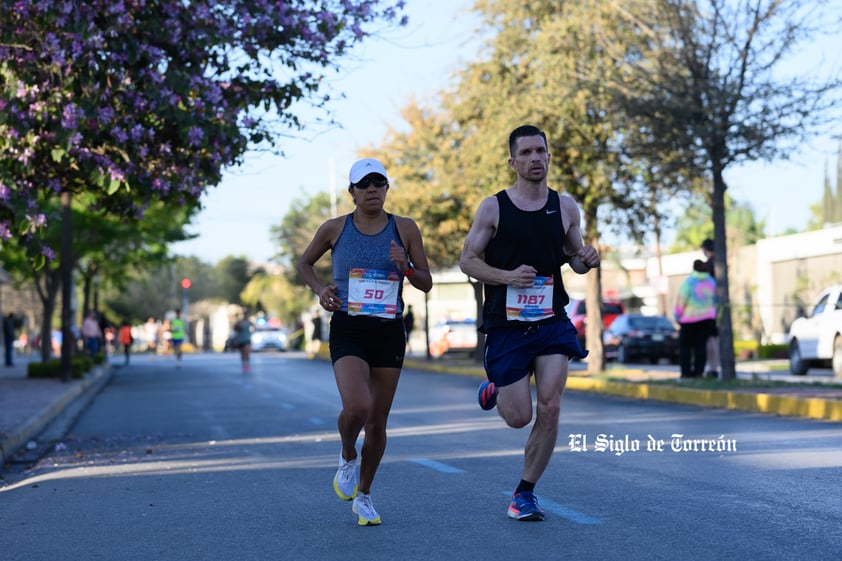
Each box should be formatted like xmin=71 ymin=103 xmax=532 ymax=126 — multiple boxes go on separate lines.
xmin=353 ymin=177 xmax=388 ymax=189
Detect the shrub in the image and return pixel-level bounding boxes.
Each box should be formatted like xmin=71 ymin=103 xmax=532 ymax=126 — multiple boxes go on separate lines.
xmin=733 ymin=340 xmax=788 ymax=360
xmin=733 ymin=340 xmax=758 ymax=360
xmin=76 ymin=354 xmax=94 ymax=372
xmin=27 ymin=356 xmax=93 ymax=379
xmin=758 ymin=344 xmax=788 ymax=359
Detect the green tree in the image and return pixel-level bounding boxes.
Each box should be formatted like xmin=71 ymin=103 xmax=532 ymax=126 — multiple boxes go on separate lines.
xmin=671 ymin=193 xmax=766 ymax=252
xmin=240 ymin=270 xmax=309 ymax=327
xmin=379 ymin=1 xmax=667 ymax=370
xmin=607 ymin=0 xmax=842 ymax=380
xmin=271 ymin=191 xmax=354 ymax=285
xmin=0 ymin=199 xmax=108 ymax=360
xmin=105 ymin=256 xmax=216 ymax=324
xmin=214 ymin=256 xmax=254 ymax=306
xmin=379 ymin=100 xmax=475 ymax=270
xmin=76 ymin=201 xmax=197 ymax=317
xmin=808 ymin=145 xmax=842 ymax=229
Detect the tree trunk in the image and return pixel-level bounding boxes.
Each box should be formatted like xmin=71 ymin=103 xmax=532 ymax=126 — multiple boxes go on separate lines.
xmin=38 ymin=289 xmax=59 ymax=362
xmin=81 ymin=272 xmax=92 ymax=317
xmin=32 ymin=265 xmax=61 ymax=363
xmin=651 ymin=188 xmax=667 ymax=316
xmin=60 ymin=190 xmax=74 ymax=381
xmin=712 ymin=167 xmax=736 ymax=380
xmin=585 ymin=210 xmax=604 ymax=374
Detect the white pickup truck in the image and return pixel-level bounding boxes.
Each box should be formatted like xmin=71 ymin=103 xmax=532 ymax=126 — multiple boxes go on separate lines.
xmin=787 ymin=285 xmax=842 ymax=376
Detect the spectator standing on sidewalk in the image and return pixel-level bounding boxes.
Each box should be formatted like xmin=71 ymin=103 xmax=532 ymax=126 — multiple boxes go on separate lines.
xmin=701 ymin=238 xmax=720 ymax=377
xmin=82 ymin=311 xmax=103 ymax=358
xmin=403 ymin=305 xmax=415 ymax=351
xmin=306 ymin=312 xmax=323 ymax=355
xmin=674 ymin=259 xmax=717 ymax=378
xmin=3 ymin=312 xmax=17 ymax=367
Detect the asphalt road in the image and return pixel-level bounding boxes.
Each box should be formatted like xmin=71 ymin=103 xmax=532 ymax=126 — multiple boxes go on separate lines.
xmin=1 ymin=352 xmax=840 ymax=561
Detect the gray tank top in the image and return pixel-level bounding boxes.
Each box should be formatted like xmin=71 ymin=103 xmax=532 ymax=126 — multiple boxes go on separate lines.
xmin=332 ymin=213 xmax=406 ymax=315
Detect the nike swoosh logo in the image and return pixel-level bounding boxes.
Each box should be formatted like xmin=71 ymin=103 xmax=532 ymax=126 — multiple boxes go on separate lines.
xmin=546 ymin=209 xmax=557 ymax=215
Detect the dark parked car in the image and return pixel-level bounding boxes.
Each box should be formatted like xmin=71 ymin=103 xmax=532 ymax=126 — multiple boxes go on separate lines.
xmin=603 ymin=314 xmax=679 ymax=364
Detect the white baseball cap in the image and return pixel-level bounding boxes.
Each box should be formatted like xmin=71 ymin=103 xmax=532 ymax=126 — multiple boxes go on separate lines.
xmin=349 ymin=158 xmax=388 ymax=184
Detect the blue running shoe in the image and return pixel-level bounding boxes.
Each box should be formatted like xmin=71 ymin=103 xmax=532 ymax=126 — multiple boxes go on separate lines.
xmin=507 ymin=491 xmax=545 ymax=521
xmin=478 ymin=379 xmax=497 ymax=410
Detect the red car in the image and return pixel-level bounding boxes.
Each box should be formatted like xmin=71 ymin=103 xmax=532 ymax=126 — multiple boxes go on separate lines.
xmin=565 ymin=298 xmax=625 ymax=348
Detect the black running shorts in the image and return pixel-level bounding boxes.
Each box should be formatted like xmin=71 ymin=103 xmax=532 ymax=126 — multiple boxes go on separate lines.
xmin=329 ymin=311 xmax=406 ymax=368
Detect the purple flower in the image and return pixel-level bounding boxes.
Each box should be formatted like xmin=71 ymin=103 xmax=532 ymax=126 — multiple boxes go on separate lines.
xmin=30 ymin=213 xmax=47 ymax=228
xmin=62 ymin=103 xmax=79 ymax=129
xmin=111 ymin=127 xmax=129 ymax=143
xmin=109 ymin=167 xmax=126 ymax=182
xmin=18 ymin=147 xmax=34 ymax=165
xmin=187 ymin=126 xmax=204 ymax=146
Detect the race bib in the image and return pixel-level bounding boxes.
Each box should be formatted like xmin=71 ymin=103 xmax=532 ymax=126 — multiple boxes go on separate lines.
xmin=347 ymin=268 xmax=400 ymax=319
xmin=505 ymin=276 xmax=555 ymax=321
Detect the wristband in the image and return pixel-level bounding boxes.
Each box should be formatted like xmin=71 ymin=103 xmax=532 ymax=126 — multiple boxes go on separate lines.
xmin=404 ymin=267 xmax=414 ymax=277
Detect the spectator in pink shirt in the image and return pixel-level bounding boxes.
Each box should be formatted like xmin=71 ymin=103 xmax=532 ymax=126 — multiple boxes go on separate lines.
xmin=82 ymin=311 xmax=103 ymax=358
xmin=674 ymin=259 xmax=716 ymax=378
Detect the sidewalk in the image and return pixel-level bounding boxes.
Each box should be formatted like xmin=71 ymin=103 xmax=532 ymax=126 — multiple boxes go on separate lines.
xmin=0 ymin=356 xmax=112 ymax=470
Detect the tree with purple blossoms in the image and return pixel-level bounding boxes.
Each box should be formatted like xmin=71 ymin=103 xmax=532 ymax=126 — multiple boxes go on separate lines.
xmin=0 ymin=0 xmax=407 ymax=376
xmin=1 ymin=0 xmax=407 ymax=249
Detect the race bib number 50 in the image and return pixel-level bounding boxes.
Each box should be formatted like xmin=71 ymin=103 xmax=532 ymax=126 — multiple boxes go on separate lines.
xmin=348 ymin=268 xmax=400 ymax=319
xmin=505 ymin=275 xmax=555 ymax=321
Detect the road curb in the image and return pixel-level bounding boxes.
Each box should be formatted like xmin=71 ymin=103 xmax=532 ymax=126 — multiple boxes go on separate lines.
xmin=0 ymin=365 xmax=113 ymax=467
xmin=563 ymin=377 xmax=842 ymax=422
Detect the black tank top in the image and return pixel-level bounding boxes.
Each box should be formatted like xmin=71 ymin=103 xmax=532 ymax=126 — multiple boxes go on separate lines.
xmin=480 ymin=189 xmax=571 ymax=331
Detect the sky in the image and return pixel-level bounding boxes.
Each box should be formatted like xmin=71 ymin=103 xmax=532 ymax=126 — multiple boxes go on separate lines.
xmin=171 ymin=0 xmax=842 ymax=264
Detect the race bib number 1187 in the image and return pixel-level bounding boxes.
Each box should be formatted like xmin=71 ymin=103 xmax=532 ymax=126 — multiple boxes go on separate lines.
xmin=505 ymin=275 xmax=555 ymax=322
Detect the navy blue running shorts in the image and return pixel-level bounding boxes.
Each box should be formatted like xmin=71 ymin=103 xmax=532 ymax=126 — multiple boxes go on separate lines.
xmin=483 ymin=318 xmax=587 ymax=387
xmin=329 ymin=311 xmax=406 ymax=368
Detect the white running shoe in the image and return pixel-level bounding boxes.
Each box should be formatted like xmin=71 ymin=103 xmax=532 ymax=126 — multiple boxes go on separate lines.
xmin=352 ymin=492 xmax=381 ymax=526
xmin=333 ymin=454 xmax=358 ymax=500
